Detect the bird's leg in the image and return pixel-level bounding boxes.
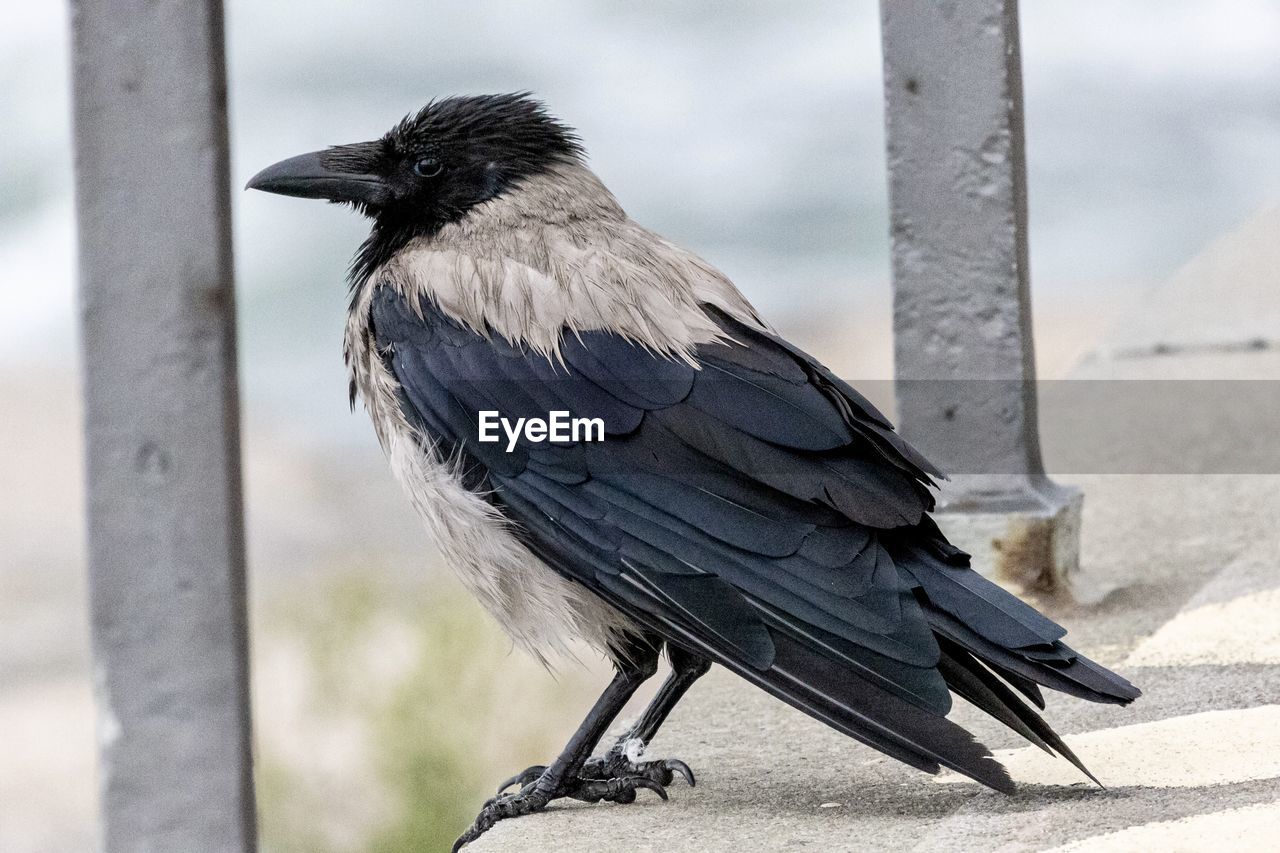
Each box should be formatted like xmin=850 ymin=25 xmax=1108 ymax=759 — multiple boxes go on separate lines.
xmin=587 ymin=644 xmax=711 ymax=785
xmin=453 ymin=634 xmax=661 ymax=851
xmin=499 ymin=644 xmax=711 ymax=795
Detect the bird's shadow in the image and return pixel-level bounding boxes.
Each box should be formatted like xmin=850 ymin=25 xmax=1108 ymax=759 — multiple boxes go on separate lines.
xmin=681 ymin=775 xmax=1129 ymax=821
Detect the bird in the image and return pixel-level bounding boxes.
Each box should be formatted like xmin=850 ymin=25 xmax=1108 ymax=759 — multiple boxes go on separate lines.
xmin=247 ymin=93 xmax=1140 ymax=850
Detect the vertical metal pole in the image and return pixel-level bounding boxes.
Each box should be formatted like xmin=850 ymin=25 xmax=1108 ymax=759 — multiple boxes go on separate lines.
xmin=70 ymin=1 xmax=257 ymax=850
xmin=880 ymin=0 xmax=1082 ymax=593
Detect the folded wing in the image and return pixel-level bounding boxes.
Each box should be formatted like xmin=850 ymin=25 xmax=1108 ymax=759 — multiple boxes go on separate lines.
xmin=370 ymin=285 xmax=1138 ymax=791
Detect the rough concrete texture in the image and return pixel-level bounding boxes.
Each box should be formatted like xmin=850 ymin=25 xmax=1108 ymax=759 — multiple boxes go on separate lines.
xmin=1043 ymin=801 xmax=1280 ymax=853
xmin=474 ymin=217 xmax=1280 ymax=852
xmin=1127 ymin=548 xmax=1280 ymax=667
xmin=935 ymin=705 xmax=1280 ymax=789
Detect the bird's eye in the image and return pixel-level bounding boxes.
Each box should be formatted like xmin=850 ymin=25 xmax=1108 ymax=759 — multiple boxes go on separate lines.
xmin=413 ymin=157 xmax=443 ymax=178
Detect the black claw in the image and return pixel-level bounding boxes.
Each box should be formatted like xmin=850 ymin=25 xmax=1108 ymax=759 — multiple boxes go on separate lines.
xmin=569 ymin=774 xmax=670 ymax=804
xmin=579 ymin=752 xmax=698 ymax=789
xmin=496 ymin=765 xmax=545 ymax=794
xmin=636 ymin=777 xmax=669 ymax=801
xmin=665 ymin=758 xmax=696 ymax=787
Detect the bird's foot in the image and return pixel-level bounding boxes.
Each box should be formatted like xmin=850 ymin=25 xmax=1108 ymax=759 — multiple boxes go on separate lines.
xmin=582 ymin=750 xmax=697 ymax=789
xmin=496 ymin=744 xmax=695 ymax=798
xmin=452 ymin=785 xmax=553 ymax=852
xmin=457 ymin=765 xmax=672 ymax=850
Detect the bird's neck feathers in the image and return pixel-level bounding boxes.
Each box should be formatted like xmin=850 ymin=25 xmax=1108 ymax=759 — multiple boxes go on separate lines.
xmin=355 ymin=160 xmax=766 ymax=362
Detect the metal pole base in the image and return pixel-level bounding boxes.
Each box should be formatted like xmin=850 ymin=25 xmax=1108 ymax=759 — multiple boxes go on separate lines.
xmin=932 ymin=476 xmax=1083 ymax=599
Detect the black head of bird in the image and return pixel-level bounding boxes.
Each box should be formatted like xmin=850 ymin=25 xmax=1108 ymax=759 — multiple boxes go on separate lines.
xmin=248 ymin=94 xmax=584 ymax=281
xmin=248 ymin=94 xmax=1139 ymax=852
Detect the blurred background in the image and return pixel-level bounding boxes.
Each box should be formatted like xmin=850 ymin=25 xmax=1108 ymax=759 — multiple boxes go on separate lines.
xmin=2 ymin=1 xmax=1278 ymax=850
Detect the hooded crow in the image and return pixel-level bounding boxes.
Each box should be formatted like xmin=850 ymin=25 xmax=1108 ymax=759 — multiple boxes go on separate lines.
xmin=248 ymin=94 xmax=1139 ymax=850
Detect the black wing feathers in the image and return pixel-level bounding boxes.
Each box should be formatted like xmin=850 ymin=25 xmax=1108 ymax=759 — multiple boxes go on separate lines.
xmin=370 ymin=286 xmax=1138 ymax=793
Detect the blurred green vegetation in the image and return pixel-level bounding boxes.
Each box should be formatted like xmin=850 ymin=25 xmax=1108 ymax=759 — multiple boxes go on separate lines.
xmin=254 ymin=570 xmax=604 ymax=853
xmin=365 ymin=584 xmax=495 ymax=853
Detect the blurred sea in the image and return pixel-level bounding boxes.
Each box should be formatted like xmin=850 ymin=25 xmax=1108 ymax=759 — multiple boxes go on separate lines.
xmin=2 ymin=1 xmax=1279 ymax=449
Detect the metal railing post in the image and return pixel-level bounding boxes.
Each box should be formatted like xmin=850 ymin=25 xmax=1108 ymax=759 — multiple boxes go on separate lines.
xmin=70 ymin=0 xmax=257 ymax=849
xmin=880 ymin=0 xmax=1082 ymax=594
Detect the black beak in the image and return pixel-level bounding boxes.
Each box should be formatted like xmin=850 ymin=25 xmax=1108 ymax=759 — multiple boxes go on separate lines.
xmin=245 ymin=149 xmax=390 ymax=206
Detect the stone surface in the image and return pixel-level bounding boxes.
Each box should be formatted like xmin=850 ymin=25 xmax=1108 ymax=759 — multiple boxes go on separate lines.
xmin=935 ymin=705 xmax=1280 ymax=789
xmin=1043 ymin=801 xmax=1280 ymax=853
xmin=1126 ymin=544 xmax=1280 ymax=668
